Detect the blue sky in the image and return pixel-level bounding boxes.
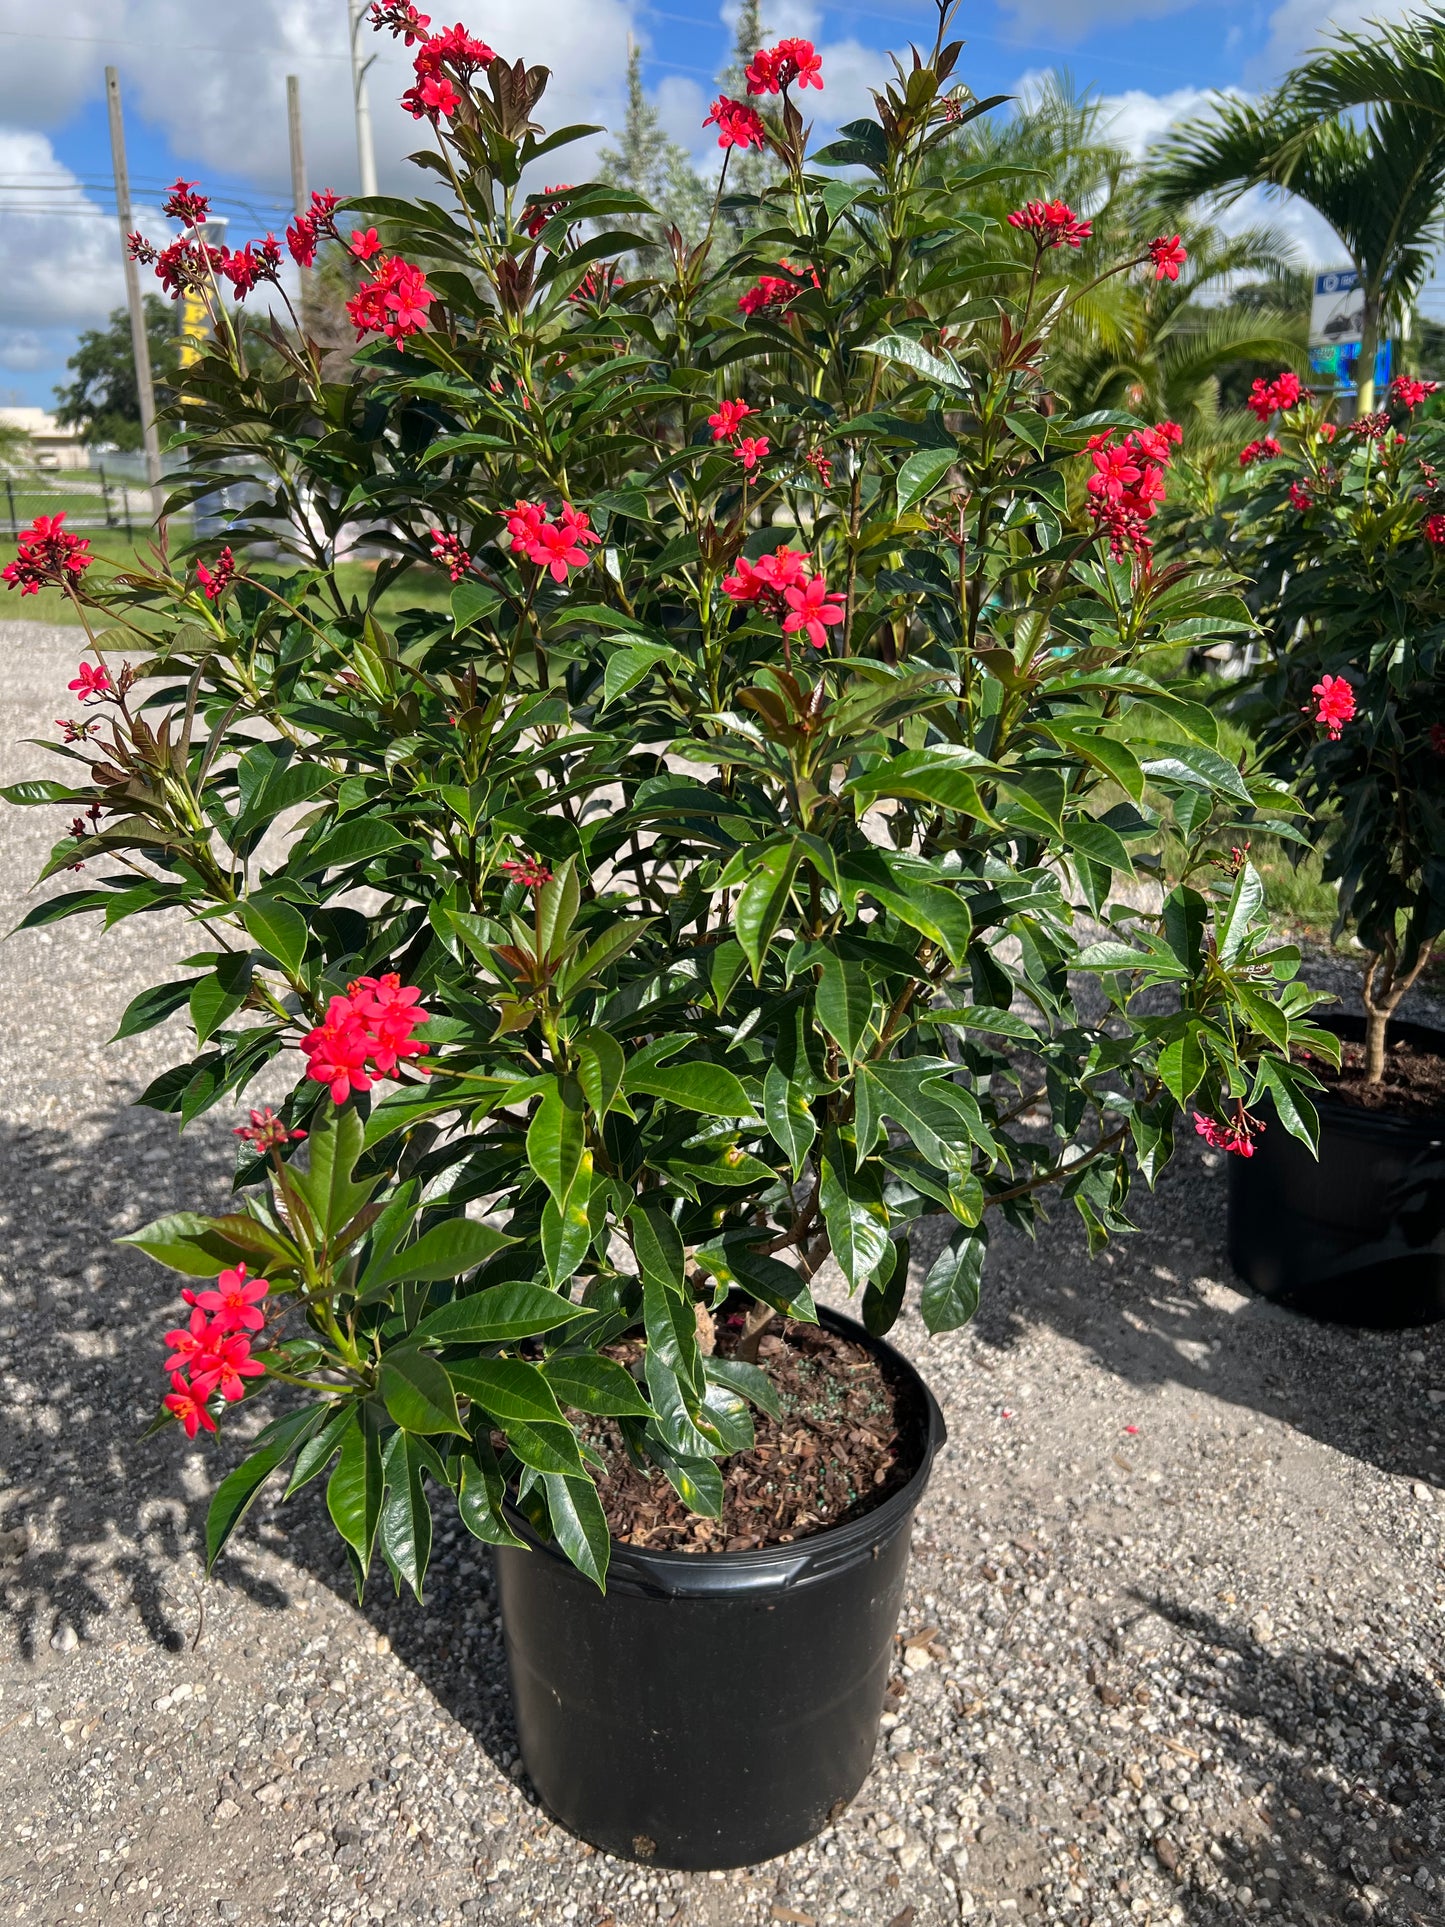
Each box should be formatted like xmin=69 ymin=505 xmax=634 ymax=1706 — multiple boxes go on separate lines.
xmin=0 ymin=0 xmax=1388 ymax=413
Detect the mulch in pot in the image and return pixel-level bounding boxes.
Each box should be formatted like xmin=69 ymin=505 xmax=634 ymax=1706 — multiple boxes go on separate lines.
xmin=575 ymin=1317 xmax=913 ymax=1554
xmin=1310 ymin=1034 xmax=1445 ymax=1121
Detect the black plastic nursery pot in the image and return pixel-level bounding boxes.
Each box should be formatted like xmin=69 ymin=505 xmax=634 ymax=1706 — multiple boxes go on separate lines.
xmin=491 ymin=1304 xmax=946 ymax=1870
xmin=1227 ymin=1012 xmax=1445 ymax=1328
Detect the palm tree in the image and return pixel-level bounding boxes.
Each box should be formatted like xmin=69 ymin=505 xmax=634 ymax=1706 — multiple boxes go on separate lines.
xmin=1148 ymin=82 xmax=1445 ymax=410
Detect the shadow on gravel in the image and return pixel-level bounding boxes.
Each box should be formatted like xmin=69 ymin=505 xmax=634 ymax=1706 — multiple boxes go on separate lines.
xmin=968 ymin=1141 xmax=1445 ymax=1492
xmin=1132 ymin=1592 xmax=1445 ymax=1926
xmin=0 ymin=1110 xmax=290 ymax=1660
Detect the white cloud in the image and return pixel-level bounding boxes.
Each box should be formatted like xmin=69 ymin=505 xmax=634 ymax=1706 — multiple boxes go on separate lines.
xmin=0 ymin=129 xmax=132 ymax=334
xmin=995 ymin=0 xmax=1195 ymax=45
xmin=1096 ymin=86 xmax=1215 ymax=160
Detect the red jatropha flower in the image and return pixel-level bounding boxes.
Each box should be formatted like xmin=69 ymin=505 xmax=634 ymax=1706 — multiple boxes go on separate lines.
xmin=233 ymin=1106 xmax=306 ymax=1152
xmin=1239 ymin=437 xmax=1282 ymax=467
xmin=4 ymin=512 xmax=93 ymax=597
xmin=127 ymin=232 xmax=157 ymax=266
xmin=806 ymin=447 xmax=834 ymax=486
xmin=191 ymin=1264 xmax=269 ymax=1335
xmin=745 ymin=37 xmax=822 ymax=94
xmin=734 ymin=435 xmax=770 ymax=473
xmin=67 ymin=661 xmax=111 ymax=701
xmin=782 ymin=571 xmax=845 ymax=651
xmin=1307 ymin=673 xmax=1356 ymax=740
xmin=369 ymin=0 xmax=432 ymax=41
xmin=430 ymin=529 xmax=472 ymax=581
xmin=192 ymin=1328 xmax=266 ymax=1402
xmin=1288 ymin=480 xmax=1314 ymax=511
xmin=1392 ymin=376 xmax=1439 ymax=410
xmin=218 ymin=237 xmax=282 ymax=300
xmin=415 ymin=21 xmax=495 ymax=77
xmin=1425 ymin=513 xmax=1445 ymax=546
xmin=1318 ymin=421 xmax=1337 ymax=443
xmin=351 ymin=228 xmax=384 ymax=261
xmin=504 ymin=500 xmax=599 ymax=582
xmin=195 ymin=546 xmax=235 ymax=600
xmin=737 ymin=260 xmax=818 ymax=318
xmin=164 ymin=1373 xmax=218 ymax=1439
xmin=286 ymin=189 xmax=341 ymax=268
xmin=301 ymin=976 xmax=431 ymax=1103
xmin=722 ymin=544 xmax=809 ymax=617
xmin=1430 ymin=722 xmax=1445 ymax=755
xmin=708 ymin=397 xmax=753 ymax=441
xmin=1193 ymin=1109 xmax=1262 ymax=1158
xmin=346 ymin=254 xmax=436 ymax=348
xmin=520 ymin=187 xmax=571 ymax=239
xmin=162 ymin=1307 xmax=216 ymax=1378
xmin=1246 ymin=371 xmax=1303 ymax=423
xmin=704 ymin=96 xmax=769 ymax=149
xmin=1147 ymin=234 xmax=1187 ymax=281
xmin=163 ymin=178 xmax=210 ymax=226
xmin=1007 ymin=200 xmax=1092 ymax=250
xmin=500 ymin=855 xmax=554 ymax=890
xmin=1083 ymin=424 xmax=1179 ymax=559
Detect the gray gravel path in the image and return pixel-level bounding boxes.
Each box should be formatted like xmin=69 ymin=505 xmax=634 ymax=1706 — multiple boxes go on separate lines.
xmin=2 ymin=616 xmax=1444 ymax=1927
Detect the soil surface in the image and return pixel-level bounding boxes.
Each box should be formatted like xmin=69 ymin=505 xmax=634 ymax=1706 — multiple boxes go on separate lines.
xmin=1314 ymin=1032 xmax=1445 ymax=1120
xmin=584 ymin=1320 xmax=913 ymax=1551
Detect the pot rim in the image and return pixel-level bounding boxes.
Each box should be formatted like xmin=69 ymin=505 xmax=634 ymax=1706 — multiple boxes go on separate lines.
xmin=502 ymin=1301 xmax=946 ymax=1582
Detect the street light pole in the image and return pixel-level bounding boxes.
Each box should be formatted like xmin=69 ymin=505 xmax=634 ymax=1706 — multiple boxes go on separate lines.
xmin=104 ymin=66 xmax=164 ymax=520
xmin=347 ymin=0 xmax=380 ymax=200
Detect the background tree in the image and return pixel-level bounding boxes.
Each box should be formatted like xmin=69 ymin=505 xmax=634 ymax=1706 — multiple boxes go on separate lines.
xmin=598 ymin=42 xmax=712 ymax=248
xmin=53 ymin=295 xmax=178 ymax=450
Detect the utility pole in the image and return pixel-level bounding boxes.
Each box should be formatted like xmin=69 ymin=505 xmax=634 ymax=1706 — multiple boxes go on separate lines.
xmin=105 ymin=66 xmax=164 ymax=520
xmin=286 ymin=74 xmax=312 ymax=330
xmin=347 ymin=0 xmax=380 ymax=200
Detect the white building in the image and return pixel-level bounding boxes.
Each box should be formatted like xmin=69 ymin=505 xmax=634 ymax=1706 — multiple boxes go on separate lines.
xmin=0 ymin=407 xmax=88 ymax=472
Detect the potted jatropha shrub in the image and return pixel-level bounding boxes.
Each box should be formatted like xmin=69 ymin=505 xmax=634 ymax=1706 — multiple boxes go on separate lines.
xmin=4 ymin=3 xmax=1327 ymax=1866
xmin=1199 ymin=370 xmax=1445 ymax=1323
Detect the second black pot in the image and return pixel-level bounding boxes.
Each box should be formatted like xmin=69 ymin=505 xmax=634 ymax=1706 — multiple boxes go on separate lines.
xmin=1227 ymin=1012 xmax=1445 ymax=1327
xmin=491 ymin=1305 xmax=946 ymax=1870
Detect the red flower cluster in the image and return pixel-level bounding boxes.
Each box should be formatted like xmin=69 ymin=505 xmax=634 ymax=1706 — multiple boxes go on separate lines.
xmin=301 ymin=974 xmax=432 ymax=1105
xmin=1247 ymin=370 xmax=1303 ymax=422
xmin=1007 ymin=200 xmax=1092 ymax=250
xmin=1288 ymin=480 xmax=1314 ymax=512
xmin=1307 ymin=673 xmax=1356 ymax=740
xmin=1239 ymin=437 xmax=1282 ymax=467
xmin=3 ymin=512 xmax=93 ymax=597
xmin=1424 ymin=513 xmax=1445 ymax=546
xmin=162 ymin=178 xmax=210 ymax=226
xmin=1083 ymin=422 xmax=1181 ymax=559
xmin=162 ymin=1264 xmax=269 ymax=1436
xmin=1193 ymin=1111 xmax=1261 ymax=1158
xmin=708 ymin=397 xmax=752 ymax=441
xmin=704 ymin=96 xmax=769 ymax=149
xmin=1392 ymin=377 xmax=1438 ymax=410
xmin=1350 ymin=411 xmax=1392 ymax=441
xmin=346 ymin=254 xmax=436 ymax=348
xmin=286 ymin=189 xmax=342 ymax=268
xmin=399 ymin=16 xmax=496 ymax=116
xmin=370 ymin=1 xmax=432 ymax=41
xmin=723 ymin=545 xmax=845 ymax=651
xmin=504 ymin=500 xmax=599 ymax=582
xmin=430 ymin=530 xmax=472 ymax=581
xmin=67 ymin=661 xmax=111 ymax=701
xmin=500 ymin=855 xmax=554 ymax=889
xmin=738 ymin=260 xmax=818 ymax=318
xmin=1147 ymin=234 xmax=1187 ymax=282
xmin=520 ymin=187 xmax=571 ymax=239
xmin=745 ymin=37 xmax=822 ymax=93
xmin=233 ymin=1106 xmax=306 ymax=1152
xmin=219 ymin=236 xmax=283 ymax=300
xmin=196 ymin=547 xmax=236 ymax=600
xmin=734 ymin=436 xmax=770 ymax=473
xmin=806 ymin=447 xmax=834 ymax=486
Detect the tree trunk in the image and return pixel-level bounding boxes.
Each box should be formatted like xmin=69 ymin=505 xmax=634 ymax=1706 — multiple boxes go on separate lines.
xmin=1355 ymin=294 xmax=1380 ymax=415
xmin=1364 ymin=1004 xmax=1390 ymax=1084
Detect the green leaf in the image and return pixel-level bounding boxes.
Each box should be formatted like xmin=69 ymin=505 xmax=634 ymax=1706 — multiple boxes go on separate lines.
xmin=704 ymin=1354 xmax=782 ymax=1420
xmin=1157 ymin=1026 xmax=1207 ymax=1106
xmin=233 ymin=744 xmax=332 ymax=837
xmin=239 ymin=895 xmax=308 ymax=977
xmin=920 ymin=1228 xmax=986 ymax=1333
xmin=897 ymin=445 xmax=957 ymax=513
xmin=643 ymin=1270 xmax=704 ymax=1401
xmin=541 ymin=1185 xmax=592 ymax=1287
xmin=844 ymin=746 xmax=1000 ymax=824
xmin=862 ymin=1234 xmax=909 ymax=1337
xmin=457 ymin=1440 xmax=527 ymax=1547
xmin=631 ymin=1203 xmax=686 ymax=1287
xmin=819 ymin=1150 xmax=892 ymax=1291
xmin=540 ymin=1472 xmax=610 ymax=1589
xmin=358 ymin=1217 xmax=515 ymax=1297
xmin=622 ymin=1057 xmax=756 ymax=1119
xmin=575 ymin=1027 xmax=626 ymax=1120
xmin=111 ymin=979 xmax=195 ymax=1043
xmin=413 ymin=1281 xmax=590 ymax=1345
xmin=449 ymin=1356 xmax=568 ymax=1427
xmin=205 ymin=1406 xmax=324 ymax=1571
xmin=1218 ymin=860 xmax=1265 ymax=965
xmin=380 ymin=1348 xmax=466 ymax=1436
xmin=815 ymin=951 xmax=874 ymax=1064
xmin=292 ymin=1104 xmax=374 ymax=1241
xmin=189 ymin=949 xmax=253 ymax=1048
xmin=298 ymin=817 xmax=410 ymax=877
xmin=526 ymin=1077 xmax=587 ymax=1208
xmin=379 ymin=1429 xmax=433 ymax=1602
xmin=326 ymin=1412 xmax=383 ymax=1592
xmin=1254 ymin=1056 xmax=1319 ymax=1149
xmin=693 ymin=1237 xmax=817 ymax=1320
xmin=1141 ymin=744 xmax=1251 ymax=805
xmin=534 ymin=858 xmax=582 ymax=960
xmin=735 ymin=841 xmax=802 ymax=983
xmin=763 ymin=1065 xmax=817 ymax=1176
xmin=541 ymin=1354 xmax=652 ymax=1417
xmin=0 ymin=779 xmax=80 ymax=804
xmin=646 ymin=1436 xmax=723 ymax=1516
xmin=284 ymin=1403 xmax=354 ymax=1497
xmin=119 ymin=1211 xmax=259 ymax=1278
xmin=855 ymin=1059 xmax=977 ymax=1172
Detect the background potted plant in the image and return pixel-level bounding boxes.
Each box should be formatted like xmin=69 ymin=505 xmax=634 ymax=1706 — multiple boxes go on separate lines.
xmin=1192 ymin=371 xmax=1445 ymax=1322
xmin=3 ymin=0 xmax=1329 ymax=1868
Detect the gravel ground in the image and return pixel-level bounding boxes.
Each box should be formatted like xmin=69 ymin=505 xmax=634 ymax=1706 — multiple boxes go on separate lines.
xmin=2 ymin=615 xmax=1444 ymax=1927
